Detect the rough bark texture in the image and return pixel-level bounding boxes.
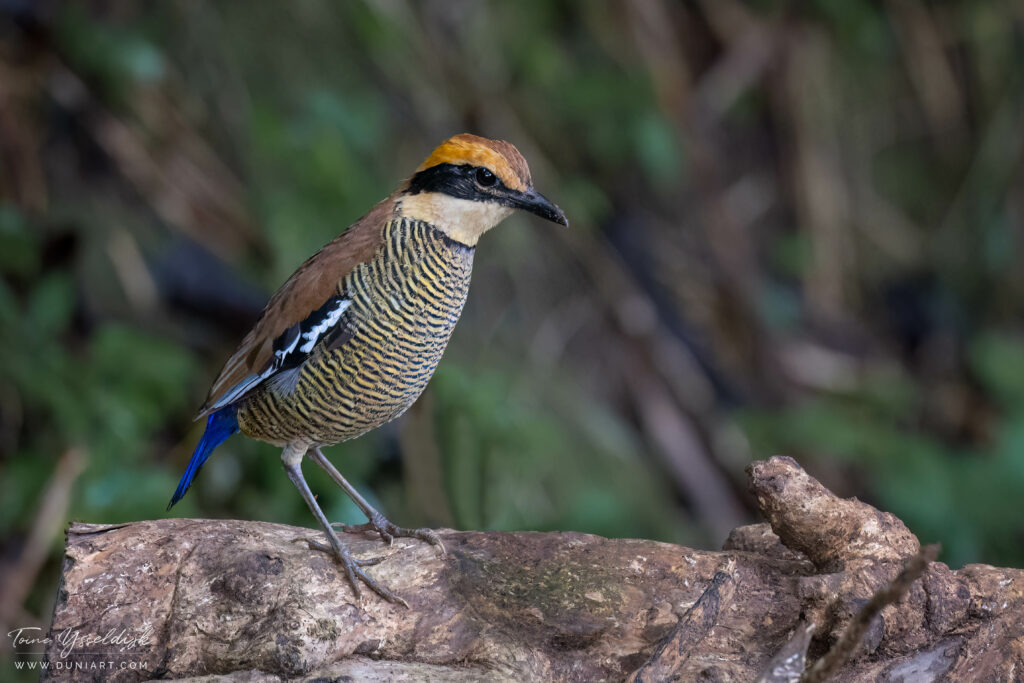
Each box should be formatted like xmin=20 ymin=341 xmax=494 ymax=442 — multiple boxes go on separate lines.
xmin=43 ymin=457 xmax=1024 ymax=681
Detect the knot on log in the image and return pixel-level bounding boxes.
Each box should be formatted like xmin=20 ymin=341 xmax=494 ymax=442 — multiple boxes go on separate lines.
xmin=747 ymin=456 xmax=920 ymax=572
xmin=43 ymin=457 xmax=1024 ymax=681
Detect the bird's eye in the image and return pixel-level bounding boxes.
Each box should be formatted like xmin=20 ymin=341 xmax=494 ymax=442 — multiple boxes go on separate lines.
xmin=475 ymin=168 xmax=497 ymax=187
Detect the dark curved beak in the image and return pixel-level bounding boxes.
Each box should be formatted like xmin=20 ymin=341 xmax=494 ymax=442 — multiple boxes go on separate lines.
xmin=516 ymin=188 xmax=569 ymax=227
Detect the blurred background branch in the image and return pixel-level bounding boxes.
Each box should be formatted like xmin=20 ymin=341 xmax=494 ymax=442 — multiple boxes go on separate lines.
xmin=2 ymin=0 xmax=1024 ymax=675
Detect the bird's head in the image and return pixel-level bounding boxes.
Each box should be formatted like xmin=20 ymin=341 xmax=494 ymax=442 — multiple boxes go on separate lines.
xmin=397 ymin=134 xmax=568 ymax=246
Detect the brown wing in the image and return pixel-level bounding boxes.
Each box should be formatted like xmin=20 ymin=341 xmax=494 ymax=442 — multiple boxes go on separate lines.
xmin=195 ymin=197 xmax=396 ymax=419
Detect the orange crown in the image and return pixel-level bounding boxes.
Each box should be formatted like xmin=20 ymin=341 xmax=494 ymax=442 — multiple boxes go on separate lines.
xmin=417 ymin=134 xmax=532 ymax=192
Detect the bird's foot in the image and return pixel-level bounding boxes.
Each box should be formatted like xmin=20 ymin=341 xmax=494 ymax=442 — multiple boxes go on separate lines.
xmin=292 ymin=536 xmax=384 ymax=565
xmin=291 ymin=536 xmax=408 ymax=607
xmin=331 ymin=512 xmax=446 ymax=555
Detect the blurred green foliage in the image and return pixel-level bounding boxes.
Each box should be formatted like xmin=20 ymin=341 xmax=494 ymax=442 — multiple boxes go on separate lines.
xmin=3 ymin=5 xmax=1024 ymax=672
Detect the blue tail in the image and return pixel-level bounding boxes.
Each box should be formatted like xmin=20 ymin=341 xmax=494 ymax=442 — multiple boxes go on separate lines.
xmin=167 ymin=406 xmax=239 ymax=510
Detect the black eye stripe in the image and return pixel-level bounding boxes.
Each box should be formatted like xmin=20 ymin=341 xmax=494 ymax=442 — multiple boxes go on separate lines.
xmin=406 ymin=162 xmax=513 ymax=202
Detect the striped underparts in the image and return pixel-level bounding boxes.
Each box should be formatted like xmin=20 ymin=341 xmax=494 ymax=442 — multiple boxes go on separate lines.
xmin=237 ymin=217 xmax=475 ymax=445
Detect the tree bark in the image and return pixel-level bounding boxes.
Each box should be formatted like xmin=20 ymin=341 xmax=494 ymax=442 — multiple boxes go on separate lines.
xmin=42 ymin=456 xmax=1024 ymax=681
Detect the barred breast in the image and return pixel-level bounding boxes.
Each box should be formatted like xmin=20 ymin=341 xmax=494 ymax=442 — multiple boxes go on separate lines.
xmin=237 ymin=218 xmax=475 ymax=446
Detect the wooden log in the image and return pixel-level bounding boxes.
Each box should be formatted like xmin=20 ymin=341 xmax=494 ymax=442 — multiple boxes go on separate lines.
xmin=41 ymin=457 xmax=1024 ymax=681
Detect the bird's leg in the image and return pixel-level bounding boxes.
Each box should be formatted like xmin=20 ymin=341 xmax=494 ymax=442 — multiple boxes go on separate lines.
xmin=309 ymin=446 xmax=445 ymax=554
xmin=281 ymin=443 xmax=408 ymax=607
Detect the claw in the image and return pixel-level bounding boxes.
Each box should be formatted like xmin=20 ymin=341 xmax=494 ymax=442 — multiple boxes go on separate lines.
xmin=292 ymin=538 xmax=390 ymax=569
xmin=309 ymin=541 xmax=405 ymax=606
xmin=330 ymin=519 xmax=445 ymax=555
xmin=332 ymin=521 xmax=394 ymax=545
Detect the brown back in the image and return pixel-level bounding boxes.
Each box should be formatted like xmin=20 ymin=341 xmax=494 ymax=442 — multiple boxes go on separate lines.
xmin=197 ymin=197 xmax=396 ymax=417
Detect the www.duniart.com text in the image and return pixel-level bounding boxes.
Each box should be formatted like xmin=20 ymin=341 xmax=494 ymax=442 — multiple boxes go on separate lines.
xmin=14 ymin=659 xmax=149 ymax=671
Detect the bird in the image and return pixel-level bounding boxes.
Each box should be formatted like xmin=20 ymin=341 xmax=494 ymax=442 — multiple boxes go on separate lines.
xmin=168 ymin=134 xmax=568 ymax=605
